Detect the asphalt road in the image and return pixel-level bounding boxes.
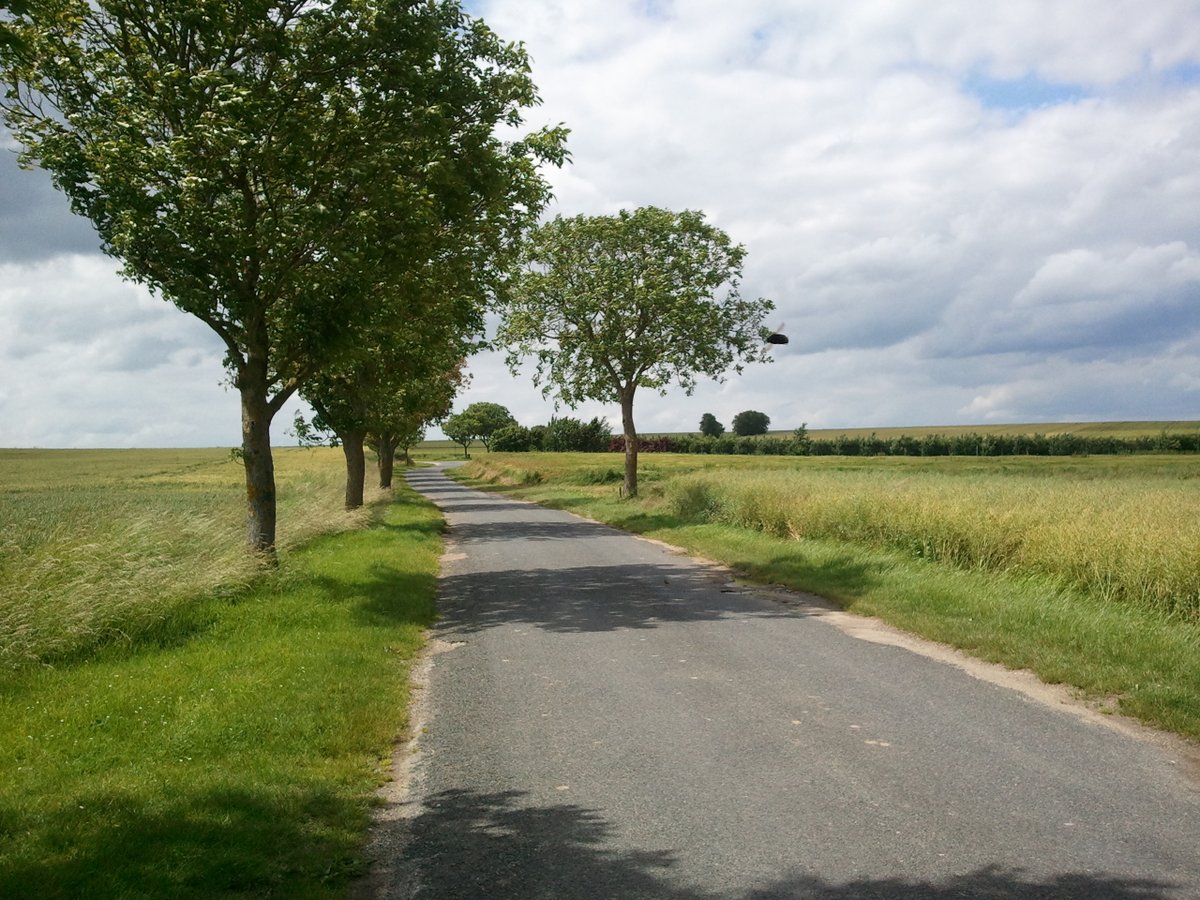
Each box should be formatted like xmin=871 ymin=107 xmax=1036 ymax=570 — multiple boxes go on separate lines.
xmin=379 ymin=464 xmax=1200 ymax=899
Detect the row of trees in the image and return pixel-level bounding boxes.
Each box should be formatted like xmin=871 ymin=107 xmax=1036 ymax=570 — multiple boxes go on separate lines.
xmin=699 ymin=410 xmax=771 ymax=437
xmin=607 ymin=428 xmax=1200 ymax=457
xmin=436 ymin=402 xmax=613 ymax=456
xmin=4 ymin=5 xmax=780 ymax=541
xmin=2 ymin=0 xmax=567 ymax=556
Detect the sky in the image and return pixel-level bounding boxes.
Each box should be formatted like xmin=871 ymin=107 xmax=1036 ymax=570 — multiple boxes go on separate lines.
xmin=2 ymin=0 xmax=1199 ymax=448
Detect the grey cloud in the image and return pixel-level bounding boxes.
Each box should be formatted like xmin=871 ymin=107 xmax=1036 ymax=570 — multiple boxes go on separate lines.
xmin=0 ymin=151 xmax=103 ymax=263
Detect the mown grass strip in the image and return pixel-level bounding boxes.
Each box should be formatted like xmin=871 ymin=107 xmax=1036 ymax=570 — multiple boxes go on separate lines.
xmin=0 ymin=485 xmax=441 ymax=898
xmin=453 ymin=455 xmax=1200 ymax=742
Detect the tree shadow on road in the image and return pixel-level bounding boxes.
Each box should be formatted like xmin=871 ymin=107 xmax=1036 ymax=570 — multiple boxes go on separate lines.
xmin=437 ymin=562 xmax=795 ymax=635
xmin=379 ymin=788 xmax=1180 ymax=900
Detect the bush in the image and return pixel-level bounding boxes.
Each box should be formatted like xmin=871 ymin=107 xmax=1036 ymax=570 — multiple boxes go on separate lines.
xmin=542 ymin=416 xmax=613 ymax=452
xmin=490 ymin=424 xmax=532 ymax=452
xmin=609 ymin=435 xmax=678 ymax=453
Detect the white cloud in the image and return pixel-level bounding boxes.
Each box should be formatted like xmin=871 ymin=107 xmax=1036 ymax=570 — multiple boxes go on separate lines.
xmin=5 ymin=0 xmax=1200 ymax=446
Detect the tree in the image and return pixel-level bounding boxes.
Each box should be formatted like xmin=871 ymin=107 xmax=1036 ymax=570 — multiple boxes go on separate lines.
xmin=301 ymin=286 xmax=476 ymax=507
xmin=499 ymin=207 xmax=773 ymax=496
xmin=699 ymin=413 xmax=725 ymax=437
xmin=456 ymin=402 xmax=517 ymax=451
xmin=369 ymin=363 xmax=464 ymax=489
xmin=302 ymin=338 xmax=469 ymax=507
xmin=442 ymin=412 xmax=476 ymax=459
xmin=1 ymin=0 xmax=566 ymax=556
xmin=732 ymin=410 xmax=771 ymax=436
xmin=0 ymin=1 xmax=32 ymax=54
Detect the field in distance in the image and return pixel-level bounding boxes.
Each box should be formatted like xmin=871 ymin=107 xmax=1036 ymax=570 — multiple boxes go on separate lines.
xmin=673 ymin=419 xmax=1200 ymax=440
xmin=417 ymin=420 xmax=1200 ymax=449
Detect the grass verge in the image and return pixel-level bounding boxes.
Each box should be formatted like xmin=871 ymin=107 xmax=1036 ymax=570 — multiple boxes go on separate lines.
xmin=0 ymin=484 xmax=441 ymax=898
xmin=453 ymin=454 xmax=1200 ymax=742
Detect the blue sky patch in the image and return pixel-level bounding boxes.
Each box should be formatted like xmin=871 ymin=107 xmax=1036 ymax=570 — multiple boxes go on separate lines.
xmin=963 ymin=72 xmax=1090 ymax=111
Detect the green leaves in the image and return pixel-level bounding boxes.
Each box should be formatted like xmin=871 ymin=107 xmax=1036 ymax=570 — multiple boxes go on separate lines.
xmin=1 ymin=0 xmax=566 ymax=548
xmin=500 ymin=206 xmax=774 ymax=406
xmin=499 ymin=206 xmax=772 ymax=496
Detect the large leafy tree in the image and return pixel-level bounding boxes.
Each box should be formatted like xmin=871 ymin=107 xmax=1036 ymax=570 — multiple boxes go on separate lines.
xmin=499 ymin=207 xmax=773 ymax=496
xmin=1 ymin=0 xmax=566 ymax=556
xmin=732 ymin=409 xmax=771 ymax=436
xmin=699 ymin=412 xmax=725 ymax=437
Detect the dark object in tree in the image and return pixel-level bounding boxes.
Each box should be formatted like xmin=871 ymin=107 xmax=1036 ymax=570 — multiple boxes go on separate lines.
xmin=766 ymin=332 xmax=789 ymax=345
xmin=699 ymin=413 xmax=725 ymax=437
xmin=732 ymin=410 xmax=771 ymax=436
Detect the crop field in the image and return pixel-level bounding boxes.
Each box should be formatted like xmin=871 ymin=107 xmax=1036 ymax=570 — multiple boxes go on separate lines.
xmin=0 ymin=446 xmax=372 ymax=668
xmin=458 ymin=451 xmax=1200 ymax=738
xmin=464 ymin=452 xmax=1200 ymax=618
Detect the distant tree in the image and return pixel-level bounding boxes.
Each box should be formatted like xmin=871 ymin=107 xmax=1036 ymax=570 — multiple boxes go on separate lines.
xmin=490 ymin=424 xmax=533 ymax=452
xmin=443 ymin=413 xmax=476 ymax=459
xmin=499 ymin=207 xmax=773 ymax=497
xmin=0 ymin=0 xmax=566 ymax=556
xmin=700 ymin=413 xmax=725 ymax=437
xmin=732 ymin=410 xmax=771 ymax=436
xmin=457 ymin=402 xmax=518 ymax=451
xmin=384 ymin=422 xmax=426 ymax=474
xmin=792 ymin=422 xmax=811 ymax=455
xmin=529 ymin=425 xmax=549 ymax=451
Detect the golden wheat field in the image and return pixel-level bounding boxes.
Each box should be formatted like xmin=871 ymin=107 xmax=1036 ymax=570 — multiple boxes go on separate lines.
xmin=469 ymin=452 xmax=1200 ymax=621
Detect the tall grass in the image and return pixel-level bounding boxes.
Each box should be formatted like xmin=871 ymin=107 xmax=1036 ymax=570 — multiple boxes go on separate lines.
xmin=0 ymin=484 xmax=442 ymax=897
xmin=0 ymin=448 xmax=373 ymax=667
xmin=664 ymin=466 xmax=1200 ymax=620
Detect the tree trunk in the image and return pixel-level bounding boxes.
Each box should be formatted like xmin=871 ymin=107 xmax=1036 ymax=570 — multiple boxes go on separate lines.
xmin=342 ymin=429 xmax=367 ymax=509
xmin=239 ymin=362 xmax=278 ymax=561
xmin=377 ymin=434 xmax=397 ymax=488
xmin=620 ymin=387 xmax=638 ymax=498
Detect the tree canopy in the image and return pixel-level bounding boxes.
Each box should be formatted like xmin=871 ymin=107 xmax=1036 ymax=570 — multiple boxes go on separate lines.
xmin=732 ymin=410 xmax=771 ymax=436
xmin=1 ymin=0 xmax=566 ymax=554
xmin=499 ymin=206 xmax=772 ymax=496
xmin=700 ymin=413 xmax=725 ymax=437
xmin=300 ymin=287 xmax=474 ymax=506
xmin=442 ymin=411 xmax=476 ymax=459
xmin=454 ymin=402 xmax=518 ymax=451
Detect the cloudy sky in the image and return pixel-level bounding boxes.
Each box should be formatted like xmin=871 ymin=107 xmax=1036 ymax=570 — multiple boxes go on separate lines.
xmin=2 ymin=0 xmax=1199 ymax=448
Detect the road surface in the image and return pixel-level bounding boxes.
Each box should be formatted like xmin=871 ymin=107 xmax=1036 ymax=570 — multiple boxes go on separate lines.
xmin=373 ymin=464 xmax=1200 ymax=899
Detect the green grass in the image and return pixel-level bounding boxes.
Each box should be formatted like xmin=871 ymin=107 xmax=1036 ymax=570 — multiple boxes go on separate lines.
xmin=0 ymin=449 xmax=443 ymax=897
xmin=455 ymin=452 xmax=1200 ymax=741
xmin=0 ymin=447 xmax=383 ymax=668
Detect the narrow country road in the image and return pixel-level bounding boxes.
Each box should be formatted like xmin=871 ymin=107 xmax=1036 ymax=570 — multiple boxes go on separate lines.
xmin=379 ymin=464 xmax=1200 ymax=899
